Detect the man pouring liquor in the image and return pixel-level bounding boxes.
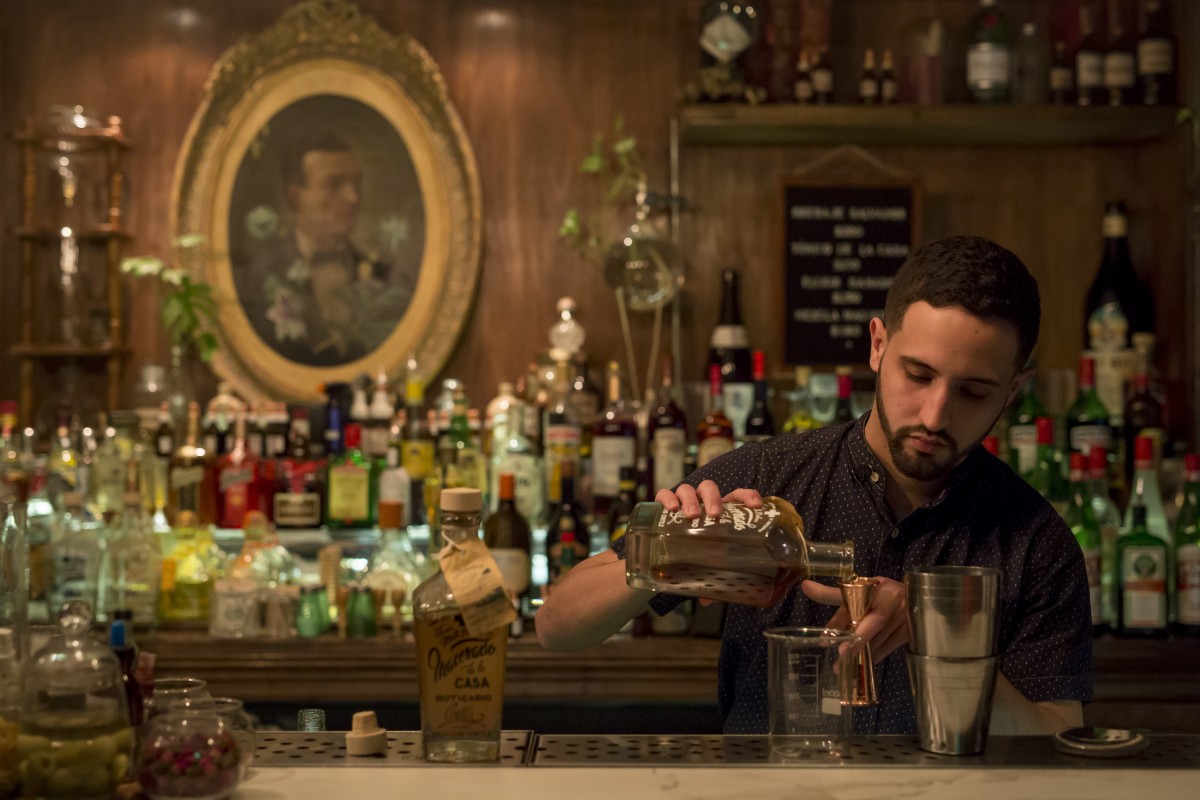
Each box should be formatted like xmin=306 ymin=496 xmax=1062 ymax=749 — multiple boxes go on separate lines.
xmin=536 ymin=236 xmax=1092 ymax=735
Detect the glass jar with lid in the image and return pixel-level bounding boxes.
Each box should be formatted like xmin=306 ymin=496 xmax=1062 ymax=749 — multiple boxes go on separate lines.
xmin=137 ymin=710 xmax=241 ymax=800
xmin=19 ymin=601 xmax=132 ymax=800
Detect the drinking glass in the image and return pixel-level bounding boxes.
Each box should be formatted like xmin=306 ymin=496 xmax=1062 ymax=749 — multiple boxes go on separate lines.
xmin=764 ymin=627 xmax=862 ymax=759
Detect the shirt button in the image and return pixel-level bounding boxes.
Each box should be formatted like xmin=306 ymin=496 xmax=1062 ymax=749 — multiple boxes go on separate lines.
xmin=890 ymin=528 xmax=900 ymax=539
xmin=870 ymin=471 xmax=880 ymax=483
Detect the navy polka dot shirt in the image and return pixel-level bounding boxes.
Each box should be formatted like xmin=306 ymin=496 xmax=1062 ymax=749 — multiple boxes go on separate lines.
xmin=613 ymin=414 xmax=1094 ymax=734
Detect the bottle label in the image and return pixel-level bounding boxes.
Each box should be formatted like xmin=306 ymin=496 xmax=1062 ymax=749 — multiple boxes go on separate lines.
xmin=402 ymin=440 xmax=436 ymax=480
xmin=547 ymin=536 xmax=589 ymax=585
xmin=1177 ymin=544 xmax=1200 ymax=625
xmin=651 ymin=428 xmax=687 ymax=493
xmin=592 ymin=436 xmax=636 ymax=499
xmin=266 ymin=433 xmax=288 ymax=458
xmin=859 ymin=77 xmax=878 ymax=100
xmin=709 ymin=325 xmax=749 ymax=350
xmin=967 ymin=43 xmax=1010 ymax=88
xmin=544 ymin=424 xmax=581 ymax=504
xmin=1092 ymin=348 xmax=1135 ymax=416
xmin=699 ymin=12 xmax=753 ymax=64
xmin=1121 ymin=545 xmax=1167 ymax=628
xmin=490 ymin=548 xmax=531 ymax=595
xmin=812 ymin=68 xmax=833 ymax=93
xmin=1087 ymin=303 xmax=1130 ymax=352
xmin=794 ymin=80 xmax=813 ymax=103
xmin=1137 ymin=39 xmax=1173 ymax=75
xmin=414 ymin=612 xmax=508 ymax=741
xmin=723 ymin=383 xmax=755 ymax=439
xmin=328 ymin=464 xmax=370 ymax=521
xmin=495 ymin=452 xmax=543 ymax=523
xmin=274 ymin=492 xmax=321 ymax=527
xmin=655 ymin=500 xmax=783 ymax=534
xmin=170 ymin=465 xmax=206 ymax=489
xmin=1007 ymin=424 xmax=1038 ymax=476
xmin=1103 ymin=52 xmax=1136 ymax=89
xmin=1050 ymin=66 xmax=1073 ymax=91
xmin=1069 ymin=424 xmax=1111 ymax=455
xmin=364 ymin=426 xmax=391 ymax=459
xmin=55 ymin=552 xmax=92 ymax=602
xmin=246 ymin=431 xmax=265 ymax=458
xmin=697 ymin=435 xmax=733 ymax=468
xmin=203 ymin=433 xmax=220 ymax=455
xmin=1081 ymin=546 xmax=1102 ymax=625
xmin=439 ymin=535 xmax=518 ymax=635
xmin=1077 ymin=52 xmax=1103 ymax=88
xmin=218 ymin=466 xmax=254 ymax=493
xmin=881 ymin=78 xmax=897 ymax=101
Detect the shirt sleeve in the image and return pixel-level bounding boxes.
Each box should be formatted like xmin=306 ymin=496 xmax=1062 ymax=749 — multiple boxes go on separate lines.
xmin=609 ymin=444 xmax=765 ymax=616
xmin=998 ymin=509 xmax=1094 ymax=703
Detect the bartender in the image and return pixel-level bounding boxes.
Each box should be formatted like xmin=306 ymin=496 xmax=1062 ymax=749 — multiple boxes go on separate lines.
xmin=536 ymin=235 xmax=1092 ymax=736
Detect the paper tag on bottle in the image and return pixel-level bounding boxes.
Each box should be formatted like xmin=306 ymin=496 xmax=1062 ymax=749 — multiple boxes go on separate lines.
xmin=439 ymin=536 xmax=518 ymax=636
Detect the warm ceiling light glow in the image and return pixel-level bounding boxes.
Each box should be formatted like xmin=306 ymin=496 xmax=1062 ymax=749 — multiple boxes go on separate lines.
xmin=475 ymin=9 xmax=512 ymax=30
xmin=167 ymin=7 xmax=202 ymax=30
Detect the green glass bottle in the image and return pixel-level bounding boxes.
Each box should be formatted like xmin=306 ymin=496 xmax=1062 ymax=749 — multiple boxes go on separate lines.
xmin=1173 ymin=453 xmax=1200 ymax=635
xmin=325 ymin=423 xmax=377 ymax=529
xmin=1117 ymin=502 xmax=1169 ymax=638
xmin=1027 ymin=417 xmax=1067 ymax=518
xmin=1087 ymin=446 xmax=1122 ymax=628
xmin=1066 ymin=354 xmax=1111 ymax=459
xmin=442 ymin=389 xmax=485 ymax=494
xmin=1064 ymin=452 xmax=1103 ymax=633
xmin=1006 ymin=373 xmax=1046 ymax=478
xmin=966 ymin=0 xmax=1012 ymax=103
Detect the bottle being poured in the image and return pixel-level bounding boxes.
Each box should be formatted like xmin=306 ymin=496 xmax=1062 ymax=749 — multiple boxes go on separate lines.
xmin=623 ymin=497 xmax=855 ymax=608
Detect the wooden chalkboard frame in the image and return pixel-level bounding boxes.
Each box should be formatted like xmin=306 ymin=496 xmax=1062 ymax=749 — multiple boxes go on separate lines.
xmin=778 ymin=169 xmax=922 ymax=369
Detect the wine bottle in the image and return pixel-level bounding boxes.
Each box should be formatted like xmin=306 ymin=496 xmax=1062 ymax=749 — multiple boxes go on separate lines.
xmin=1123 ymin=370 xmax=1164 ymax=490
xmin=1049 ymin=40 xmax=1075 ymax=105
xmin=707 ymin=269 xmax=754 ymax=439
xmin=966 ymin=0 xmax=1011 ymax=103
xmin=1075 ymin=3 xmax=1105 ymax=106
xmin=545 ymin=463 xmax=589 ymax=587
xmin=697 ymin=365 xmax=734 ymax=468
xmin=483 ymin=473 xmax=532 ymax=623
xmin=811 ymin=48 xmax=834 ymax=104
xmin=591 ymin=361 xmax=637 ymax=516
xmin=1084 ymin=202 xmax=1154 ymax=350
xmin=879 ymin=49 xmax=898 ymax=105
xmin=832 ymin=371 xmax=855 ymax=425
xmin=793 ymin=48 xmax=814 ymax=104
xmin=647 ymin=355 xmax=688 ymax=496
xmin=1102 ymin=0 xmax=1137 ymax=107
xmin=742 ymin=350 xmax=775 ymax=444
xmin=858 ymin=48 xmax=879 ymax=105
xmin=1137 ymin=0 xmax=1176 ymax=106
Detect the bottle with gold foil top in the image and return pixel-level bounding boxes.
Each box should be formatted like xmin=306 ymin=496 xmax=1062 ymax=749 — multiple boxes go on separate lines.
xmin=413 ymin=488 xmax=514 ymax=762
xmin=168 ymin=402 xmax=217 ymax=526
xmin=623 ymin=497 xmax=855 ymax=608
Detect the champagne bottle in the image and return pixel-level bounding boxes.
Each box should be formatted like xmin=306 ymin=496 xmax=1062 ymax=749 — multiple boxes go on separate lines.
xmin=1136 ymin=0 xmax=1176 ymax=105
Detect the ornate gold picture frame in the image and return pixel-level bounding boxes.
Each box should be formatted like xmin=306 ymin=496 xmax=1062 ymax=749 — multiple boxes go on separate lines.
xmin=173 ymin=0 xmax=481 ymax=401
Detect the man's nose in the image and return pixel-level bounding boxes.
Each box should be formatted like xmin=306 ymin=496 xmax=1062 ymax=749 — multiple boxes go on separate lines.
xmin=919 ymin=384 xmax=952 ymax=433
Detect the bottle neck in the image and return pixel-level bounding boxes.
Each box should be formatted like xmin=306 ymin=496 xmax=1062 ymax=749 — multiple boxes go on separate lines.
xmin=719 ymin=271 xmax=743 ymax=326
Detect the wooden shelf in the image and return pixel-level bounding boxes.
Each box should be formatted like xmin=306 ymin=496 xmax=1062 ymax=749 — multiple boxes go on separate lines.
xmin=12 ymin=125 xmax=131 ymax=149
xmin=678 ymin=104 xmax=1183 ymax=147
xmin=14 ymin=225 xmax=130 ymax=242
xmin=8 ymin=342 xmax=128 ymax=359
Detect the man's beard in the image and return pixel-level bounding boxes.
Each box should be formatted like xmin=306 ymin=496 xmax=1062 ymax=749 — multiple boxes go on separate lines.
xmin=874 ymin=375 xmax=975 ymax=482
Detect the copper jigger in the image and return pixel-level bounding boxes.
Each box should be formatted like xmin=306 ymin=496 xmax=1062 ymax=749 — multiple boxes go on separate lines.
xmin=839 ymin=576 xmax=879 ymax=706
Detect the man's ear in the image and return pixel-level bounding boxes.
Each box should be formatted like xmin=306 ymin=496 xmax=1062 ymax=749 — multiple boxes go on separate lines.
xmin=868 ymin=317 xmax=888 ymax=373
xmin=1007 ymin=363 xmax=1036 ymax=408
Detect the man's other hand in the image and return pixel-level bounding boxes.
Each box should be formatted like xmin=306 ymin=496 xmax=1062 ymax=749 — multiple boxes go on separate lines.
xmin=801 ymin=576 xmax=909 ymax=661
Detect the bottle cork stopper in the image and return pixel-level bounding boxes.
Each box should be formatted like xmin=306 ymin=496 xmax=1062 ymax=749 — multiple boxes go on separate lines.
xmin=345 ymin=710 xmax=388 ymax=756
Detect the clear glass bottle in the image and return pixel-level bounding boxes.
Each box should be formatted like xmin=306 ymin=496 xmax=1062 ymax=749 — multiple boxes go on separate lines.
xmin=20 ymin=602 xmax=132 ymax=800
xmin=490 ymin=396 xmax=543 ymax=524
xmin=0 ymin=504 xmax=29 ymax=662
xmin=1173 ymin=453 xmax=1200 ymax=635
xmin=366 ymin=500 xmax=432 ymax=626
xmin=413 ymin=488 xmax=508 ymax=762
xmin=1065 ymin=453 xmax=1103 ymax=632
xmin=782 ymin=366 xmax=820 ymax=433
xmin=49 ymin=491 xmax=101 ymax=615
xmin=623 ymin=496 xmax=855 ymax=608
xmin=106 ymin=488 xmax=162 ymax=630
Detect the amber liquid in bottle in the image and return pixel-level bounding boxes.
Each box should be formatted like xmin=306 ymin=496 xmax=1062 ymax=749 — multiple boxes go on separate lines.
xmin=168 ymin=401 xmax=217 ymax=526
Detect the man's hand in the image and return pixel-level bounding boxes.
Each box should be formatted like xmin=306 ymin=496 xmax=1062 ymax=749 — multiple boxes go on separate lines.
xmin=655 ymin=480 xmax=763 ymax=520
xmin=801 ymin=577 xmax=909 ymax=661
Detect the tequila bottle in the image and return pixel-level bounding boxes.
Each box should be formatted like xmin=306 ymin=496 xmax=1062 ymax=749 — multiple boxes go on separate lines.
xmin=105 ymin=486 xmax=161 ymax=630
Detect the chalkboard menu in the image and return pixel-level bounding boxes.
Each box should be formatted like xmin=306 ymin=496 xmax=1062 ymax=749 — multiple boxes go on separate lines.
xmin=781 ymin=181 xmax=919 ymax=365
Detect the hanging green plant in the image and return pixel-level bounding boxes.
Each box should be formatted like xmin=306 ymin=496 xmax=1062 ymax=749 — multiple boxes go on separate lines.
xmin=121 ymin=234 xmax=220 ymax=362
xmin=559 ymin=114 xmax=646 ymax=262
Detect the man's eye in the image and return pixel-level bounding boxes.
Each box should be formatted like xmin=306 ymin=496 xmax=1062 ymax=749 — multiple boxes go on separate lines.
xmin=906 ymin=372 xmax=931 ymax=384
xmin=961 ymin=389 xmax=988 ymax=401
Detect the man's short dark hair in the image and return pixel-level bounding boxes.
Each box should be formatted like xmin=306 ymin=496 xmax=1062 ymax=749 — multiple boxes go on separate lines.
xmin=281 ymin=132 xmax=352 ymax=188
xmin=883 ymin=235 xmax=1040 ymax=368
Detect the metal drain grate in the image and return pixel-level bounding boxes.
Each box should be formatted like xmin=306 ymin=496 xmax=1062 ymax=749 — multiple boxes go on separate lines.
xmin=254 ymin=731 xmax=531 ymax=766
xmin=530 ymin=734 xmax=1200 ymax=768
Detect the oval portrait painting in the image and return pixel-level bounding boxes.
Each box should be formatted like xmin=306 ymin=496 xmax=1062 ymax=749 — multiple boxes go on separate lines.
xmin=229 ymin=96 xmax=427 ymax=368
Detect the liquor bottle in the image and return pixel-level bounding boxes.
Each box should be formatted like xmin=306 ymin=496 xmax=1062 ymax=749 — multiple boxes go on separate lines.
xmin=1103 ymin=0 xmax=1137 ymax=107
xmin=229 ymin=510 xmax=299 ymax=589
xmin=366 ymin=500 xmax=430 ymax=626
xmin=879 ymin=49 xmax=898 ymax=104
xmin=1123 ymin=436 xmax=1171 ymax=552
xmin=832 ymin=371 xmax=855 ymax=424
xmin=742 ymin=350 xmax=775 ymax=444
xmin=1087 ymin=445 xmax=1123 ymax=628
xmin=490 ymin=396 xmax=543 ymax=525
xmin=243 ymin=402 xmax=265 ymax=459
xmin=592 ymin=361 xmax=637 ymax=516
xmin=606 ymin=466 xmax=638 ymax=542
xmin=48 ymin=492 xmax=101 ymax=614
xmin=49 ymin=407 xmax=79 ymax=502
xmin=76 ymin=423 xmax=98 ymax=511
xmin=966 ymin=0 xmax=1011 ymax=103
xmin=782 ymin=366 xmax=820 ymax=433
xmin=1116 ymin=501 xmax=1169 ymax=637
xmin=484 ymin=382 xmax=520 ymax=461
xmin=545 ymin=463 xmax=589 ymax=588
xmin=1006 ymin=373 xmax=1047 ymax=477
xmin=647 ymin=355 xmax=688 ymax=497
xmin=708 ymin=269 xmax=754 ymax=439
xmin=1049 ymin=40 xmax=1075 ymax=104
xmin=1085 ymin=201 xmax=1154 ymax=349
xmin=568 ymin=353 xmax=601 ymax=460
xmin=413 ymin=487 xmax=510 ymax=762
xmin=1065 ymin=355 xmax=1111 ymax=459
xmin=483 ymin=473 xmax=532 ymax=624
xmin=378 ymin=435 xmax=412 ymax=529
xmin=1124 ymin=369 xmax=1164 ymax=489
xmin=1065 ymin=452 xmax=1104 ymax=632
xmin=697 ymin=364 xmax=735 ymax=469
xmin=1028 ymin=417 xmax=1067 ymax=517
xmin=168 ymin=401 xmax=217 ymax=526
xmin=106 ymin=481 xmax=161 ymax=630
xmin=858 ymin=48 xmax=879 ymax=104
xmin=1137 ymin=0 xmax=1175 ymax=105
xmin=326 ymin=423 xmax=376 ymax=529
xmin=699 ymin=0 xmax=760 ymax=84
xmin=441 ymin=389 xmax=485 ymax=494
xmin=216 ymin=412 xmax=261 ymax=529
xmin=366 ymin=370 xmax=394 ymax=461
xmin=1173 ymin=453 xmax=1200 ymax=634
xmin=794 ymin=48 xmax=814 ymax=104
xmin=543 ymin=351 xmax=582 ymax=512
xmin=273 ymin=409 xmax=325 ymax=530
xmin=264 ymin=402 xmax=291 ymax=459
xmin=811 ymin=48 xmax=834 ymax=104
xmin=153 ymin=402 xmax=174 ymax=461
xmin=1011 ymin=22 xmax=1048 ymax=104
xmin=402 ymin=371 xmax=437 ymax=526
xmin=1075 ymin=4 xmax=1105 ymax=106
xmin=158 ymin=510 xmax=221 ymax=623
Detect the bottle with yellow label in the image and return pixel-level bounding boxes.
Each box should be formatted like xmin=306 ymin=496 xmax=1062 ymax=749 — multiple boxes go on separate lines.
xmin=325 ymin=423 xmax=376 ymax=530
